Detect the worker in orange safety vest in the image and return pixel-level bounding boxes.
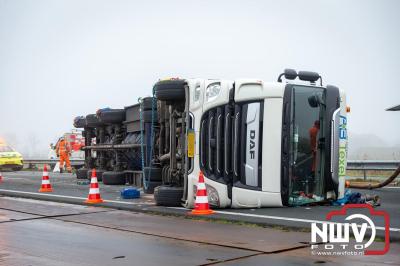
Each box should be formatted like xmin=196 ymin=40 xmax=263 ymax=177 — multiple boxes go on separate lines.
xmin=56 ymin=136 xmax=72 ymax=173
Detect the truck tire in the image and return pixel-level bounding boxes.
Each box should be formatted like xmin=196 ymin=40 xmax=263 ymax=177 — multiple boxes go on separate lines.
xmin=142 ymin=97 xmax=156 ymax=111
xmin=76 ymin=168 xmax=88 ymax=179
xmin=73 ymin=116 xmax=87 ymax=128
xmin=155 ymin=80 xmax=186 ymax=101
xmin=154 ymin=186 xmax=183 ymax=206
xmin=87 ymin=169 xmax=105 ymax=182
xmin=86 ymin=114 xmax=105 ymax=127
xmin=97 ymin=109 xmax=126 ymax=124
xmin=142 ymin=110 xmax=158 ymax=123
xmin=102 ymin=171 xmax=126 ymax=185
xmin=143 ymin=181 xmax=162 ymax=194
xmin=143 ymin=167 xmax=162 ymax=182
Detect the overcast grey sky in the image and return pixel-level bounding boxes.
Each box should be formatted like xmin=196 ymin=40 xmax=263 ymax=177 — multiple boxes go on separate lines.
xmin=0 ymin=0 xmax=399 ymax=157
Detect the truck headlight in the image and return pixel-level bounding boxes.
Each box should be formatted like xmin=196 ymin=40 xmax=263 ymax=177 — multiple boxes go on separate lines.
xmin=206 ymin=83 xmax=221 ymax=102
xmin=193 ymin=184 xmax=220 ymax=207
xmin=206 ymin=185 xmax=220 ymax=207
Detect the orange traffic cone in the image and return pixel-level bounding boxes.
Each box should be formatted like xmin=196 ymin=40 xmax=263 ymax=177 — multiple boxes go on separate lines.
xmin=85 ymin=169 xmax=104 ymax=204
xmin=38 ymin=165 xmax=53 ymax=192
xmin=190 ymin=171 xmax=214 ymax=215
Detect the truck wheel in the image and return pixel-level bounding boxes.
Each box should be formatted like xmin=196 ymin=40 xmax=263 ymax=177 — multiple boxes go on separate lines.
xmin=143 ymin=167 xmax=162 ymax=182
xmin=97 ymin=109 xmax=126 ymax=124
xmin=155 ymin=80 xmax=186 ymax=101
xmin=143 ymin=181 xmax=163 ymax=194
xmin=142 ymin=110 xmax=158 ymax=123
xmin=76 ymin=168 xmax=88 ymax=179
xmin=86 ymin=114 xmax=105 ymax=127
xmin=73 ymin=116 xmax=87 ymax=128
xmin=162 ymin=165 xmax=171 ymax=183
xmin=102 ymin=171 xmax=126 ymax=185
xmin=154 ymin=186 xmax=183 ymax=206
xmin=87 ymin=169 xmax=105 ymax=182
xmin=142 ymin=97 xmax=156 ymax=111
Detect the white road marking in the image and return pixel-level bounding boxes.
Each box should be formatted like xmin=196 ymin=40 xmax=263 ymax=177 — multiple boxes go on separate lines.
xmin=0 ymin=189 xmax=154 ymax=206
xmin=0 ymin=189 xmax=398 ymax=232
xmin=0 ymin=189 xmax=85 ymax=200
xmin=169 ymin=207 xmax=400 ymax=233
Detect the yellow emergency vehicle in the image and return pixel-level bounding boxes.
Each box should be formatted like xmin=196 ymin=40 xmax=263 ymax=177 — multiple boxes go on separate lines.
xmin=0 ymin=141 xmax=23 ymax=171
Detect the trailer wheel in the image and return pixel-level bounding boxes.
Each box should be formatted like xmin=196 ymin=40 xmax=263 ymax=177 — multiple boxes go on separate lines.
xmin=97 ymin=109 xmax=126 ymax=124
xmin=154 ymin=186 xmax=183 ymax=207
xmin=87 ymin=169 xmax=105 ymax=182
xmin=102 ymin=171 xmax=126 ymax=185
xmin=86 ymin=114 xmax=106 ymax=127
xmin=143 ymin=167 xmax=162 ymax=182
xmin=155 ymin=80 xmax=186 ymax=101
xmin=76 ymin=168 xmax=88 ymax=179
xmin=73 ymin=116 xmax=87 ymax=128
xmin=142 ymin=110 xmax=158 ymax=123
xmin=143 ymin=181 xmax=163 ymax=194
xmin=142 ymin=97 xmax=156 ymax=111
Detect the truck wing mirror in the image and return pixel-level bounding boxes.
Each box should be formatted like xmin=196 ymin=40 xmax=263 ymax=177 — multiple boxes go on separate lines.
xmin=308 ymin=94 xmax=319 ymax=108
xmin=308 ymin=92 xmax=325 ymax=108
xmin=278 ymin=69 xmax=297 ymax=82
xmin=298 ymin=71 xmax=322 ymax=86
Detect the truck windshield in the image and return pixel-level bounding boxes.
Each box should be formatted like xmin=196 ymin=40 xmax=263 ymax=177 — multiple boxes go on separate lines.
xmin=288 ymin=85 xmax=326 ymax=205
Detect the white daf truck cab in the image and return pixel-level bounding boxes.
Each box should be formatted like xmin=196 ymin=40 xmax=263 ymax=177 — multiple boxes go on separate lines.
xmin=151 ymin=69 xmax=348 ymax=208
xmin=74 ymin=69 xmax=348 ymax=208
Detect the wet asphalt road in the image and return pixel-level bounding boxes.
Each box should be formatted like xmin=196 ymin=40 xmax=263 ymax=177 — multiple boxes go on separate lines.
xmin=1 ymin=212 xmax=249 ymax=266
xmin=0 ymin=171 xmax=399 ymax=241
xmin=1 ymin=197 xmax=399 ymax=266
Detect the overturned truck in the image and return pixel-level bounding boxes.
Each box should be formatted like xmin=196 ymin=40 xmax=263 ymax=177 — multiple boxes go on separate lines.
xmin=74 ymin=69 xmax=349 ymax=208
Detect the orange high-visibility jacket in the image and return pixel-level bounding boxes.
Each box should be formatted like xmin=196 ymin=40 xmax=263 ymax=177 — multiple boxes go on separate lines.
xmin=56 ymin=139 xmax=71 ymax=155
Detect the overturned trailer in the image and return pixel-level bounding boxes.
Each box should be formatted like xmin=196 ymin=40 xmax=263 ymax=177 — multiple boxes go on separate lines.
xmin=74 ymin=69 xmax=349 ymax=208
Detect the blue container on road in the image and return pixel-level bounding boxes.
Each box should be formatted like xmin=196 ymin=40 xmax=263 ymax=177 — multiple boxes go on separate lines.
xmin=121 ymin=188 xmax=140 ymax=199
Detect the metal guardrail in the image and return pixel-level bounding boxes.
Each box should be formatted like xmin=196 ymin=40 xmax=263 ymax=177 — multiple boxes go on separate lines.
xmin=347 ymin=160 xmax=399 ymax=171
xmin=347 ymin=160 xmax=399 ymax=181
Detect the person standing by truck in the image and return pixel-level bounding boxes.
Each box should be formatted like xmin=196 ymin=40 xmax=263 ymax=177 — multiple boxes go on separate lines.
xmin=56 ymin=136 xmax=72 ymax=173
